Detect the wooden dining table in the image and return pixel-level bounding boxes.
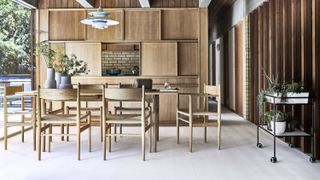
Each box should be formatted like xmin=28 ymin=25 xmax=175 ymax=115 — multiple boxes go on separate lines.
xmin=16 ymin=89 xmax=178 ymax=153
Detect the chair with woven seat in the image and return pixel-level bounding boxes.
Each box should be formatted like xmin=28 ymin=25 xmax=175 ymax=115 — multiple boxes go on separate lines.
xmin=65 ymin=84 xmax=104 ymax=142
xmin=3 ymin=84 xmax=36 ymax=150
xmin=113 ymin=82 xmax=152 ymax=142
xmin=37 ymin=85 xmax=92 ymax=160
xmin=102 ymin=85 xmax=153 ymax=161
xmin=176 ymin=84 xmax=221 ymax=152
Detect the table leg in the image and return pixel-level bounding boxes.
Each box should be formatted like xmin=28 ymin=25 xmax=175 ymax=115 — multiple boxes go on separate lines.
xmin=153 ymin=95 xmax=159 ymax=141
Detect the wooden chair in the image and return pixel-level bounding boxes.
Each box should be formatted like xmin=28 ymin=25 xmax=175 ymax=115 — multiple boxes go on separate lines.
xmin=113 ymin=83 xmax=152 ymax=142
xmin=3 ymin=84 xmax=36 ymax=150
xmin=66 ymin=84 xmax=104 ymax=142
xmin=37 ymin=85 xmax=92 ymax=160
xmin=176 ymin=84 xmax=221 ymax=152
xmin=102 ymin=85 xmax=153 ymax=161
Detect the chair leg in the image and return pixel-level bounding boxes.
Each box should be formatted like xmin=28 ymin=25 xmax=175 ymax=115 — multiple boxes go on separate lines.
xmin=61 ymin=124 xmax=65 ymax=141
xmin=48 ymin=125 xmax=52 ymax=152
xmin=32 ymin=104 xmax=36 ymax=151
xmin=38 ymin=123 xmax=42 ymax=161
xmin=176 ymin=113 xmax=180 ymax=144
xmin=103 ymin=124 xmax=107 ymax=160
xmin=66 ymin=124 xmax=70 ymax=142
xmin=108 ymin=125 xmax=111 ymax=153
xmin=21 ymin=97 xmax=25 ymax=143
xmin=42 ymin=125 xmax=46 ymax=152
xmin=114 ymin=124 xmax=117 ymax=142
xmin=142 ymin=128 xmax=145 ymax=161
xmin=21 ymin=115 xmax=25 ymax=143
xmin=204 ymin=116 xmax=208 ymax=143
xmin=4 ymin=122 xmax=8 ymax=150
xmin=100 ymin=107 xmax=103 ymax=142
xmin=217 ymin=125 xmax=221 ymax=150
xmin=89 ymin=115 xmax=92 ymax=152
xmin=189 ymin=116 xmax=193 ymax=153
xmin=77 ymin=124 xmax=81 ymax=161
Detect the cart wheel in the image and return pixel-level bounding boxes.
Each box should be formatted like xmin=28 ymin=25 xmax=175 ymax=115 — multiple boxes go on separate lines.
xmin=309 ymin=157 xmax=316 ymax=163
xmin=257 ymin=143 xmax=263 ymax=148
xmin=288 ymin=143 xmax=295 ymax=148
xmin=270 ymin=157 xmax=277 ymax=163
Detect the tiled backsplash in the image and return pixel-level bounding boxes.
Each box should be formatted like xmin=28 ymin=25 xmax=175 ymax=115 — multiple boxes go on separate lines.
xmin=101 ymin=51 xmax=139 ymax=76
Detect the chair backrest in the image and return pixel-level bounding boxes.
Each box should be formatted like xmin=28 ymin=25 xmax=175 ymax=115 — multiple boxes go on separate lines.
xmin=4 ymin=84 xmax=24 ymax=96
xmin=203 ymin=84 xmax=221 ymax=114
xmin=104 ymin=86 xmax=144 ymax=101
xmin=38 ymin=88 xmax=77 ymax=101
xmin=78 ymin=84 xmax=104 ymax=95
xmin=204 ymin=84 xmax=220 ymax=97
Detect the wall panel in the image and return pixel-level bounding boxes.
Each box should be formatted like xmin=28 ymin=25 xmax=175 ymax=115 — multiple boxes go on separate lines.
xmin=247 ymin=0 xmax=320 ymax=159
xmin=125 ymin=10 xmax=160 ymax=40
xmin=49 ymin=10 xmax=86 ymax=40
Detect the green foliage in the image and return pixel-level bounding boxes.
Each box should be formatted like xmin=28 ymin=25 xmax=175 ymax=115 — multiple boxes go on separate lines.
xmin=60 ymin=54 xmax=89 ymax=76
xmin=0 ymin=41 xmax=31 ymax=74
xmin=36 ymin=41 xmax=56 ymax=68
xmin=0 ymin=0 xmax=31 ymax=74
xmin=263 ymin=110 xmax=288 ymax=123
xmin=285 ymin=82 xmax=304 ymax=93
xmin=0 ymin=0 xmax=31 ymax=53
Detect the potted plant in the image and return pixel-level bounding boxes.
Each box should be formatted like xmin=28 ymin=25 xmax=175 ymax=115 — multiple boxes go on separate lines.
xmin=262 ymin=71 xmax=309 ymax=104
xmin=36 ymin=41 xmax=56 ymax=88
xmin=59 ymin=54 xmax=89 ymax=89
xmin=257 ymin=71 xmax=310 ymax=119
xmin=264 ymin=110 xmax=288 ymax=135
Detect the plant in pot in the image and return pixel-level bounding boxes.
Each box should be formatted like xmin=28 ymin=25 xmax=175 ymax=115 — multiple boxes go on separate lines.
xmin=59 ymin=54 xmax=89 ymax=89
xmin=36 ymin=41 xmax=56 ymax=88
xmin=263 ymin=110 xmax=288 ymax=135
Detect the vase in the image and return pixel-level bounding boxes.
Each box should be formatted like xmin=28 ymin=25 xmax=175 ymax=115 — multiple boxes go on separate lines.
xmin=55 ymin=72 xmax=62 ymax=88
xmin=44 ymin=68 xmax=56 ymax=89
xmin=59 ymin=75 xmax=72 ymax=89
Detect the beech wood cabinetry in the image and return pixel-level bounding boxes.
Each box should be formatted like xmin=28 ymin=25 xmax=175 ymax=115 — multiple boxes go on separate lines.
xmin=49 ymin=10 xmax=86 ymax=40
xmin=141 ymin=43 xmax=178 ymax=76
xmin=36 ymin=8 xmax=208 ymax=124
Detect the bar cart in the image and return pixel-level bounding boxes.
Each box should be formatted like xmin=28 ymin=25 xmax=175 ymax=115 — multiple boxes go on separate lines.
xmin=256 ymin=94 xmax=316 ymax=163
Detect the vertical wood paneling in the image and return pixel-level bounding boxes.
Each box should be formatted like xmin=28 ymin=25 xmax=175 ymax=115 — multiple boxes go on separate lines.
xmin=248 ymin=0 xmax=320 ymax=158
xmin=312 ymin=0 xmax=320 ymax=158
xmin=235 ymin=22 xmax=244 ymax=116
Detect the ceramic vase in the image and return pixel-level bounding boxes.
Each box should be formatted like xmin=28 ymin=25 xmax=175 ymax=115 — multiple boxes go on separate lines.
xmin=55 ymin=72 xmax=62 ymax=88
xmin=44 ymin=68 xmax=57 ymax=89
xmin=59 ymin=75 xmax=72 ymax=89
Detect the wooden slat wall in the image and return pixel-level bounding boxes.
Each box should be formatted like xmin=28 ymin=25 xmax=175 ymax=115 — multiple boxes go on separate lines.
xmin=38 ymin=0 xmax=199 ymax=8
xmin=247 ymin=0 xmax=320 ymax=158
xmin=235 ymin=22 xmax=243 ymax=116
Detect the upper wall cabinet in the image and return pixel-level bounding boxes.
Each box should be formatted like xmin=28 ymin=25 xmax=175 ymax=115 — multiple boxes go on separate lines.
xmin=141 ymin=43 xmax=177 ymax=76
xmin=178 ymin=42 xmax=198 ymax=76
xmin=87 ymin=10 xmax=123 ymax=41
xmin=49 ymin=10 xmax=86 ymax=41
xmin=125 ymin=10 xmax=160 ymax=41
xmin=161 ymin=9 xmax=199 ymax=40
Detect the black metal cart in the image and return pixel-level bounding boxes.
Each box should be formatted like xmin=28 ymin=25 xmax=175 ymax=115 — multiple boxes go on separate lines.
xmin=256 ymin=94 xmax=316 ymax=163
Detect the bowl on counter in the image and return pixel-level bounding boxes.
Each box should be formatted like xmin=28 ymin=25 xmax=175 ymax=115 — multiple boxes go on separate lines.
xmin=106 ymin=68 xmax=121 ymax=76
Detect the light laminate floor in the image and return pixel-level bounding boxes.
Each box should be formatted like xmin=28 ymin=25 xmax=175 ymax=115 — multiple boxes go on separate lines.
xmin=0 ymin=110 xmax=319 ymax=180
